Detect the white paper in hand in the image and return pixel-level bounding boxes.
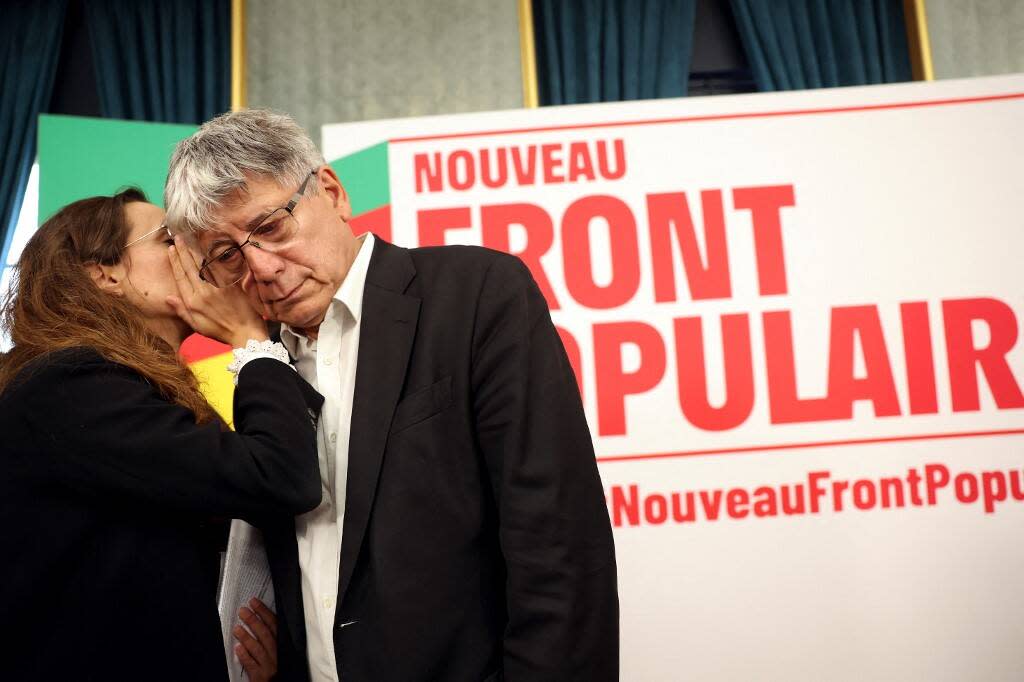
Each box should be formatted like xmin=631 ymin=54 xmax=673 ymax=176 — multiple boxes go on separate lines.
xmin=218 ymin=519 xmax=275 ymax=682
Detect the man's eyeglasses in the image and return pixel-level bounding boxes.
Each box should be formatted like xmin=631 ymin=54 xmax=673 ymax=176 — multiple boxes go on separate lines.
xmin=198 ymin=170 xmax=317 ymax=288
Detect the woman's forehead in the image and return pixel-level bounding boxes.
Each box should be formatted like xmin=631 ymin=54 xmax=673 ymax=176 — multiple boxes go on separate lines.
xmin=124 ymin=202 xmax=165 ymax=233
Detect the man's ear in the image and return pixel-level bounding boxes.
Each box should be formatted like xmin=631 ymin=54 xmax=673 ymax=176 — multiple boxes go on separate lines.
xmin=83 ymin=261 xmax=126 ymax=297
xmin=318 ymin=166 xmax=352 ymax=222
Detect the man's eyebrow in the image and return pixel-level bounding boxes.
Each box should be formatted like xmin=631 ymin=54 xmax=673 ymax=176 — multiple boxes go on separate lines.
xmin=243 ymin=205 xmax=284 ymax=231
xmin=244 ymin=210 xmax=273 ymax=231
xmin=205 ymin=235 xmax=238 ymax=255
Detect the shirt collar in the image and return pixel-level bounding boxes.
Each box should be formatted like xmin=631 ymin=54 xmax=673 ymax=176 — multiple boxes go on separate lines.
xmin=279 ymin=233 xmax=375 ymax=355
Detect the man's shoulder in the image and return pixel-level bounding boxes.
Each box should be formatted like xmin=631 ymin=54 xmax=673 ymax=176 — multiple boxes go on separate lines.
xmin=403 ymin=244 xmax=529 ymax=286
xmin=407 ymin=243 xmax=517 ymax=267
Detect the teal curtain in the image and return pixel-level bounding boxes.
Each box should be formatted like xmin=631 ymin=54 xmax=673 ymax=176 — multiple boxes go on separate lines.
xmin=729 ymin=0 xmax=912 ymax=91
xmin=84 ymin=0 xmax=230 ymax=124
xmin=534 ymin=0 xmax=698 ymax=105
xmin=0 ymin=0 xmax=66 ymax=259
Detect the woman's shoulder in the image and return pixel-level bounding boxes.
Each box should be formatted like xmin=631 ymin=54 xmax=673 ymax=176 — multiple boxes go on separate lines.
xmin=22 ymin=345 xmax=113 ymax=373
xmin=2 ymin=346 xmax=134 ymax=398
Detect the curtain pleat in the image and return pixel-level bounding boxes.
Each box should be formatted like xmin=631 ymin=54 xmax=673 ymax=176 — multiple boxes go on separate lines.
xmin=534 ymin=0 xmax=698 ymax=105
xmin=0 ymin=0 xmax=66 ymax=255
xmin=730 ymin=0 xmax=912 ymax=92
xmin=84 ymin=0 xmax=229 ymax=124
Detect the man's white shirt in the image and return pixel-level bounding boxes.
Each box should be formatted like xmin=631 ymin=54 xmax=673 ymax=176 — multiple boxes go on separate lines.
xmin=280 ymin=233 xmax=374 ymax=682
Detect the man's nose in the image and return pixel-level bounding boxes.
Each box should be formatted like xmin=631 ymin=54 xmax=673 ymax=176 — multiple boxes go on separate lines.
xmin=244 ymin=245 xmax=286 ymax=283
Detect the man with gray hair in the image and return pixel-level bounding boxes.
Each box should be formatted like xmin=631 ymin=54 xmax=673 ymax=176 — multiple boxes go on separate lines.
xmin=165 ymin=109 xmax=618 ymax=682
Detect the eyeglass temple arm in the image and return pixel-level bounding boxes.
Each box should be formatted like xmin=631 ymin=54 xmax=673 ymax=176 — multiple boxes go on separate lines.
xmin=286 ymin=169 xmax=319 ymax=212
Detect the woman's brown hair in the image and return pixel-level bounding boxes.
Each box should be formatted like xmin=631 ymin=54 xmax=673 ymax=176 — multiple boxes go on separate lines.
xmin=0 ymin=189 xmax=218 ymax=424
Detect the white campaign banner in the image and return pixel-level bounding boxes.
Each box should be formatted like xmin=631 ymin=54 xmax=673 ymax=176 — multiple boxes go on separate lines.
xmin=324 ymin=74 xmax=1024 ymax=680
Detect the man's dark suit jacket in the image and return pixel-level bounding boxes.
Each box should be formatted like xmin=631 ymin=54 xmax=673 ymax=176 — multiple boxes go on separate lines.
xmin=0 ymin=349 xmax=323 ymax=681
xmin=269 ymin=238 xmax=619 ymax=682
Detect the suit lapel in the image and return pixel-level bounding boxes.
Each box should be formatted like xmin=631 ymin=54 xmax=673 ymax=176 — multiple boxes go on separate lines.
xmin=338 ymin=238 xmax=419 ymax=611
xmin=263 ymin=519 xmax=307 ymax=659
